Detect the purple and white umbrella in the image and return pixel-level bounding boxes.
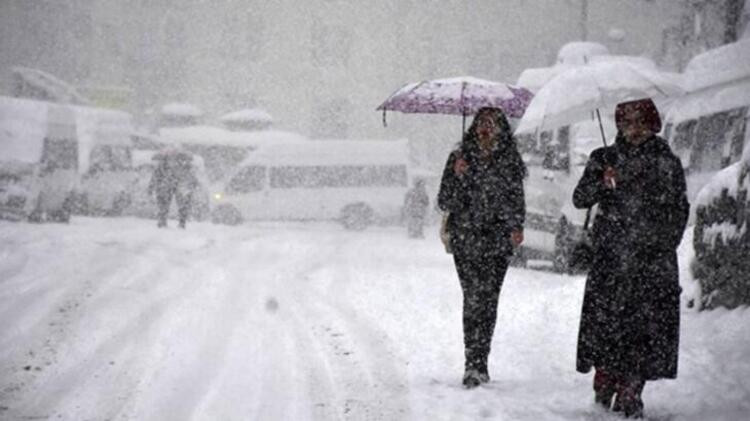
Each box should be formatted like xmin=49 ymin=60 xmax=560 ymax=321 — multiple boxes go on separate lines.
xmin=377 ymin=76 xmax=534 ymax=128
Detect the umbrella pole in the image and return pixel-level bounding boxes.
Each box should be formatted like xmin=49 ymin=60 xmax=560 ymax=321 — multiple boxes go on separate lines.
xmin=595 ymin=108 xmax=607 ymax=147
xmin=462 ymin=112 xmax=466 ymax=134
xmin=382 ymin=109 xmax=387 ymax=127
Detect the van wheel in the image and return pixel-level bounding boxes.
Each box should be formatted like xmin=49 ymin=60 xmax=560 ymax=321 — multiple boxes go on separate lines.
xmin=340 ymin=203 xmax=374 ymax=230
xmin=211 ymin=204 xmax=243 ymax=226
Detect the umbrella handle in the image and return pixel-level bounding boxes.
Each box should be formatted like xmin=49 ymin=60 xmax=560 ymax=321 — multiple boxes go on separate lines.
xmin=382 ymin=109 xmax=387 ymax=127
xmin=595 ymin=108 xmax=607 ymax=147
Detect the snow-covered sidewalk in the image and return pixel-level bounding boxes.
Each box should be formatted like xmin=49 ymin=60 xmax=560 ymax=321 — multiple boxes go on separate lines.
xmin=0 ymin=218 xmax=748 ymax=420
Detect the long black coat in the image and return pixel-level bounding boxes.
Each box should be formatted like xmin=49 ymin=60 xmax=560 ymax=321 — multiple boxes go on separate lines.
xmin=438 ymin=142 xmax=525 ymax=258
xmin=573 ymin=134 xmax=689 ymax=380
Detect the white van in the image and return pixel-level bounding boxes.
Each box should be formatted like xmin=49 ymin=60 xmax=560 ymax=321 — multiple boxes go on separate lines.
xmin=0 ymin=97 xmax=78 ymax=221
xmin=211 ymin=139 xmax=411 ymax=229
xmin=0 ymin=95 xmax=135 ymax=221
xmin=663 ymin=38 xmax=750 ymax=213
xmin=515 ymin=117 xmax=616 ymax=270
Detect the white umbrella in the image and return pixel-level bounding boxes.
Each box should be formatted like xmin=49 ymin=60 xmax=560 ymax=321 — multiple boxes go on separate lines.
xmin=515 ymin=58 xmax=684 ymax=144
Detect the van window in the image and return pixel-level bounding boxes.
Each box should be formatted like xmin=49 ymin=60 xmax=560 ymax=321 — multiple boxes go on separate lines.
xmin=40 ymin=138 xmax=77 ymax=173
xmin=727 ymin=107 xmax=748 ymax=163
xmin=183 ymin=144 xmax=249 ymax=182
xmin=542 ymin=125 xmax=570 ymax=172
xmin=690 ymin=107 xmax=748 ymax=172
xmin=662 ymin=123 xmax=672 ymax=140
xmin=672 ymin=119 xmax=697 ymax=152
xmin=270 ymin=165 xmax=408 ymax=189
xmin=89 ymin=145 xmax=132 ymax=172
xmin=227 ymin=166 xmax=266 ymax=193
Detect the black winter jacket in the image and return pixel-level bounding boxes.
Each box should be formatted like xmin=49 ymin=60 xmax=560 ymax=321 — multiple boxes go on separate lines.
xmin=438 ymin=141 xmax=525 ymax=257
xmin=574 ymin=134 xmax=689 ymax=380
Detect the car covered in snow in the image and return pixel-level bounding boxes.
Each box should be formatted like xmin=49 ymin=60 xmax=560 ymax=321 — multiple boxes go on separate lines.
xmin=663 ymin=38 xmax=750 ymax=218
xmin=691 ymin=145 xmax=750 ymax=310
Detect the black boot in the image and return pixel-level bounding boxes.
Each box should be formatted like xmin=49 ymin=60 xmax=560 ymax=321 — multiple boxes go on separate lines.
xmin=462 ymin=369 xmax=482 ymax=389
xmin=593 ymin=368 xmax=617 ymax=410
xmin=613 ymin=378 xmax=644 ymax=418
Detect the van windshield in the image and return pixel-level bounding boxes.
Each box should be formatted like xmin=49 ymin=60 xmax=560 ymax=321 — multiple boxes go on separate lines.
xmin=227 ymin=166 xmax=266 ymax=193
xmin=270 ymin=165 xmax=407 ymax=189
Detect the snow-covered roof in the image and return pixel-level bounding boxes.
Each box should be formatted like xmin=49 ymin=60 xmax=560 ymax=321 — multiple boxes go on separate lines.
xmin=665 ymin=78 xmax=750 ymax=123
xmin=241 ymin=139 xmax=410 ymax=167
xmin=159 ymin=125 xmax=308 ymax=149
xmin=590 ymin=54 xmax=656 ymax=68
xmin=683 ymin=38 xmax=750 ymax=92
xmin=11 ymin=66 xmax=91 ymax=106
xmin=160 ymin=102 xmax=204 ymax=117
xmin=556 ymin=42 xmax=609 ymax=65
xmin=516 ymin=65 xmax=571 ymax=93
xmin=220 ymin=108 xmax=273 ymax=123
xmin=0 ymin=95 xmax=133 ymax=169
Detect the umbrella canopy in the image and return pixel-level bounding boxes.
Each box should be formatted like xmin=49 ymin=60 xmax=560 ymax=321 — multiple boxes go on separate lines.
xmin=515 ymin=59 xmax=684 ymax=136
xmin=377 ymin=76 xmax=533 ymax=124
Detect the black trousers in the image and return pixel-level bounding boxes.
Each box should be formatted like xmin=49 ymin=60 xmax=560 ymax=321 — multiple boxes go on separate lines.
xmin=453 ymin=249 xmax=510 ymax=373
xmin=156 ymin=188 xmax=191 ymax=225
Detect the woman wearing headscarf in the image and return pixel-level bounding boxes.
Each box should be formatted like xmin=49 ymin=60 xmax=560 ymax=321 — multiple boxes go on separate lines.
xmin=438 ymin=107 xmax=526 ymax=388
xmin=573 ymin=98 xmax=689 ymax=418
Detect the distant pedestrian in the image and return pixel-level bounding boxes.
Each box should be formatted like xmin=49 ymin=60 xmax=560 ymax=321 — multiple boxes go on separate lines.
xmin=437 ymin=107 xmax=526 ymax=388
xmin=148 ymin=150 xmax=198 ymax=228
xmin=403 ymin=179 xmax=429 ymax=238
xmin=573 ymin=98 xmax=689 ymax=418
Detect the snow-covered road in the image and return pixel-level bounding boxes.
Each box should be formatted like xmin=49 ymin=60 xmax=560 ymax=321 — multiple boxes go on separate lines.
xmin=0 ymin=218 xmax=748 ymax=421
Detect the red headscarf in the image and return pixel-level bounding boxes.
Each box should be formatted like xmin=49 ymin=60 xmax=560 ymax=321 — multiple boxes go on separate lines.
xmin=615 ymin=98 xmax=662 ymax=134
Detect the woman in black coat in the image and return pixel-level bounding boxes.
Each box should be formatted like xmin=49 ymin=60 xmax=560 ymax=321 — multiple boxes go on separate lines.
xmin=573 ymin=98 xmax=689 ymax=418
xmin=437 ymin=107 xmax=526 ymax=388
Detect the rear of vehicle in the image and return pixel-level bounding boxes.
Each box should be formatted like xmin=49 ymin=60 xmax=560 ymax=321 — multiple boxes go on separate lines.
xmin=0 ymin=96 xmax=78 ymax=222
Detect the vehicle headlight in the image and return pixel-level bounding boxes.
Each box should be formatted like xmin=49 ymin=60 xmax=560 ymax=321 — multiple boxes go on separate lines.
xmin=213 ymin=193 xmax=223 ymax=200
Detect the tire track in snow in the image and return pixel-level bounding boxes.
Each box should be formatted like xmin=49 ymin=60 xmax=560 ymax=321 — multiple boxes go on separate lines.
xmin=251 ymin=231 xmax=411 ymax=421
